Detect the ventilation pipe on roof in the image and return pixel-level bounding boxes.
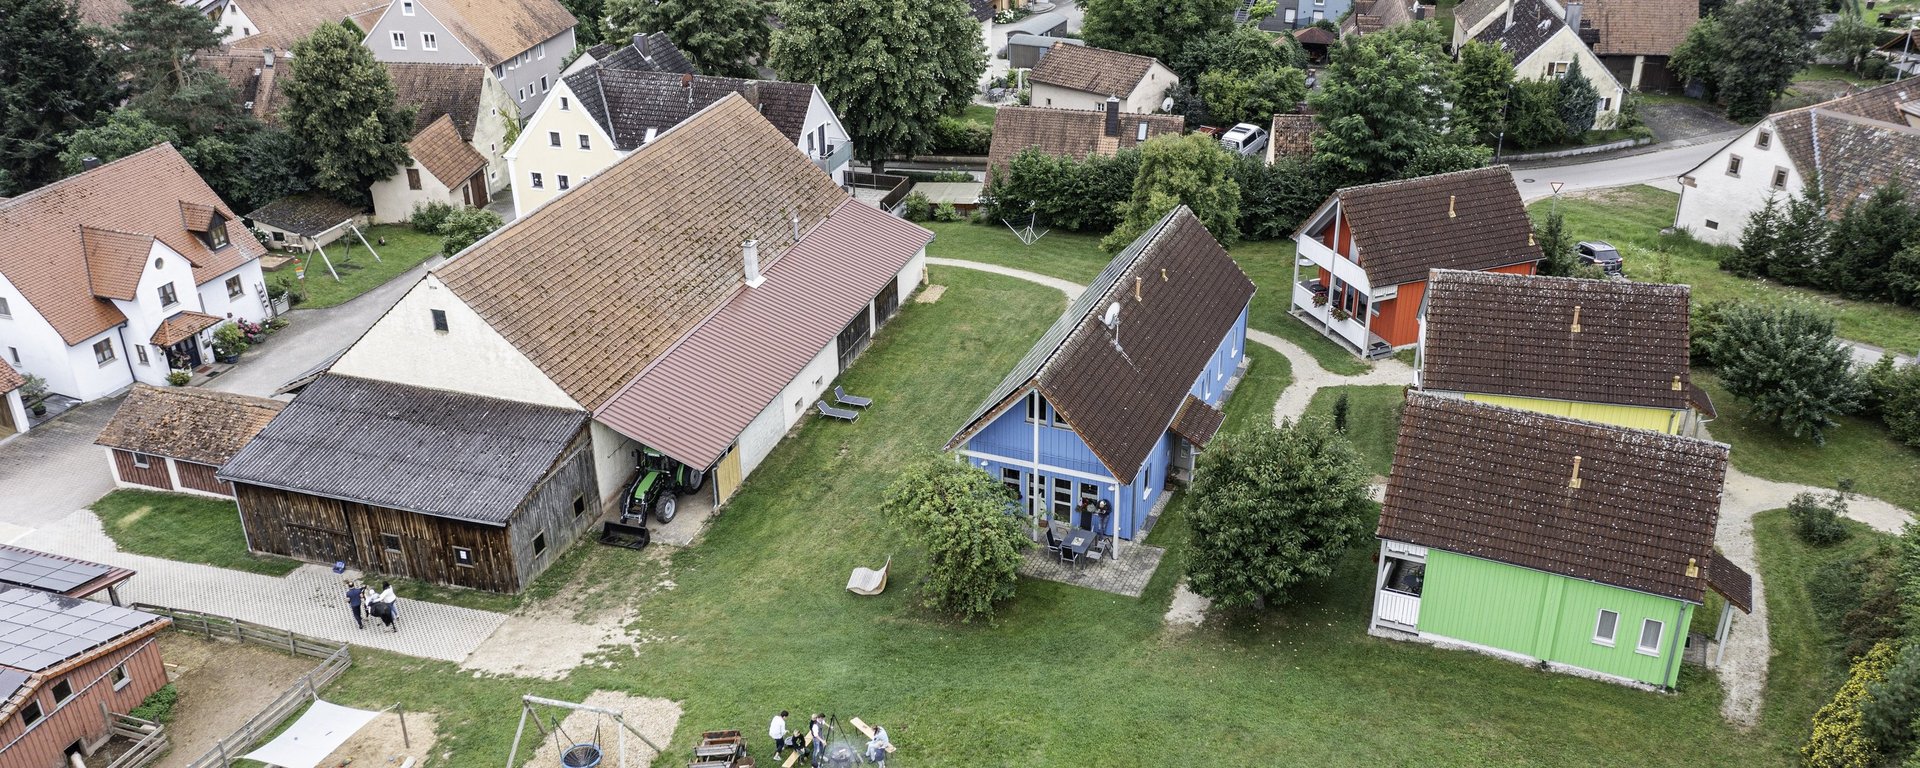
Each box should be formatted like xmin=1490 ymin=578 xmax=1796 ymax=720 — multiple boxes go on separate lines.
xmin=1568 ymin=455 xmax=1583 ymax=489
xmin=682 ymin=73 xmax=694 ymax=106
xmin=1686 ymin=557 xmax=1700 ymax=578
xmin=1133 ymin=276 xmax=1142 ymax=302
xmin=264 ymin=47 xmax=275 ymax=68
xmin=1570 ymin=305 xmax=1582 ymax=333
xmin=1160 ymin=268 xmax=1167 ymax=281
xmin=81 ymin=156 xmax=101 ymax=171
xmin=1672 ymin=375 xmax=1684 ymax=391
xmin=633 ymin=32 xmax=652 ymax=60
xmin=790 ymin=210 xmax=801 ymax=242
xmin=742 ymin=239 xmax=764 ymax=288
xmin=1448 ymin=194 xmax=1457 ymax=218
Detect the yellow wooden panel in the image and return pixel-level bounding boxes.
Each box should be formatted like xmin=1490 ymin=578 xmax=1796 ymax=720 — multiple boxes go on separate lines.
xmin=715 ymin=445 xmax=743 ymax=503
xmin=1462 ymin=394 xmax=1680 ymax=434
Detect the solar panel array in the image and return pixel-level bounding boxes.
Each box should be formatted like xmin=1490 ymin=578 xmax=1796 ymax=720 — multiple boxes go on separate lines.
xmin=0 ymin=586 xmax=160 ymax=671
xmin=0 ymin=547 xmax=111 ymax=594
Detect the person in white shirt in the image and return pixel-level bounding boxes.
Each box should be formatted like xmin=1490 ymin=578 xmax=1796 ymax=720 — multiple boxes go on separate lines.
xmin=375 ymin=582 xmax=398 ymax=632
xmin=769 ymin=710 xmax=789 ymax=758
xmin=865 ymin=724 xmax=891 ymax=765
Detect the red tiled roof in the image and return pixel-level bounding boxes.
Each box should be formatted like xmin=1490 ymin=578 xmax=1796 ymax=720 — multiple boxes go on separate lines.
xmin=1030 ymin=43 xmax=1162 ymax=98
xmin=1582 ymin=0 xmax=1696 ymax=57
xmin=987 ymin=106 xmax=1184 ymax=179
xmin=95 ymin=384 xmax=286 ymax=466
xmin=596 ymin=200 xmax=932 ymax=469
xmin=1168 ymin=394 xmax=1226 ymax=447
xmin=0 ymin=144 xmax=263 ymax=345
xmin=150 ymin=311 xmax=224 ymax=346
xmin=80 ymin=228 xmax=159 ymax=302
xmin=0 ymin=364 xmax=22 ymax=394
xmin=407 ymin=114 xmax=487 ymax=187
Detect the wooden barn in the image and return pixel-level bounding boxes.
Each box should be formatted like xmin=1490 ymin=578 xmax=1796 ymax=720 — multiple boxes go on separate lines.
xmin=0 ymin=581 xmax=170 ymax=768
xmin=219 ymin=374 xmax=598 ymax=593
xmin=94 ymin=384 xmax=284 ymax=498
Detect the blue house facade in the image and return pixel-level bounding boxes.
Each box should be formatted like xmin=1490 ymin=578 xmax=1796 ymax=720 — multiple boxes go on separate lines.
xmin=946 ymin=207 xmax=1256 ymax=544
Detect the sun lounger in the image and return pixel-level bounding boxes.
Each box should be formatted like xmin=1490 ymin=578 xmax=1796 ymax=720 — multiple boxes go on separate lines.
xmin=848 ymin=556 xmax=890 ymax=595
xmin=834 ymin=386 xmax=873 ymax=408
xmin=815 ymin=401 xmax=859 ymax=421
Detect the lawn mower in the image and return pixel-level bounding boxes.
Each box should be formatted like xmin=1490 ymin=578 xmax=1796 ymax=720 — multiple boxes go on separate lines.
xmin=620 ymin=446 xmax=705 ymax=524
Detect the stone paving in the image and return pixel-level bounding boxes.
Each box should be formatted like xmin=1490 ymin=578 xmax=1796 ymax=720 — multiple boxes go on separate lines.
xmin=1018 ymin=542 xmax=1165 ymax=598
xmin=18 ymin=510 xmax=506 ymax=663
xmin=0 ymin=395 xmax=120 ymax=529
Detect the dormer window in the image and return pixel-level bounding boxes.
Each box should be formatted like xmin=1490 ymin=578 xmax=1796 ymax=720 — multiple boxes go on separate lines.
xmin=207 ymin=219 xmax=229 ymax=249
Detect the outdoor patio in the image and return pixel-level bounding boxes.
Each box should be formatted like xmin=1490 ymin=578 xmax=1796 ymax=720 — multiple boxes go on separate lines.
xmin=1018 ymin=541 xmax=1165 ymax=597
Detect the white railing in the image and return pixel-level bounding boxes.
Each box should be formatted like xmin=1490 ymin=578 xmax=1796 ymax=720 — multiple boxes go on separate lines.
xmin=1376 ymin=590 xmax=1420 ymax=628
xmin=1294 ymin=236 xmax=1371 ymax=294
xmin=1291 ymin=281 xmax=1372 ymax=352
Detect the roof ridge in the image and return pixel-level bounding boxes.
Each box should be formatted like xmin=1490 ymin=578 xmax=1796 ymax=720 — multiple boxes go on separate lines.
xmin=1428 ymin=267 xmax=1691 ymax=294
xmin=1404 ymin=391 xmax=1730 ymax=451
xmin=0 ymin=142 xmax=179 ymax=213
xmin=1337 ymin=164 xmax=1513 ymax=196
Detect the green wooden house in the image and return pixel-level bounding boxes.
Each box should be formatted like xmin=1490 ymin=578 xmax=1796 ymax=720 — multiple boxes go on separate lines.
xmin=1371 ymin=394 xmax=1752 ymax=690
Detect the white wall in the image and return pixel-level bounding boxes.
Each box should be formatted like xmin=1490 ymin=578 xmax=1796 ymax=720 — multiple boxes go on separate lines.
xmin=475 ymin=74 xmax=516 ymax=193
xmin=505 ymin=80 xmax=623 ymax=218
xmin=218 ymin=0 xmax=259 ymax=43
xmin=1031 ymin=60 xmax=1176 ymax=115
xmin=63 ymin=328 xmax=135 ymax=401
xmin=1674 ymin=118 xmax=1803 ymax=245
xmin=330 ymin=274 xmax=581 ymax=408
xmin=196 ymin=260 xmax=270 ymax=326
xmin=0 ymin=272 xmax=75 ymax=398
xmin=799 ymin=89 xmax=853 ymax=186
xmin=371 ymin=160 xmax=461 ymax=223
xmin=3 ymin=389 xmax=25 ymax=435
xmin=1520 ymin=30 xmax=1625 ymax=126
xmin=589 ymin=420 xmax=639 ymax=511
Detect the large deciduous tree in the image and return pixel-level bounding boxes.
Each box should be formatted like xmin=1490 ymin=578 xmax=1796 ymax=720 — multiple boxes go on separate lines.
xmin=1711 ymin=303 xmax=1862 ymax=444
xmin=1818 ymin=12 xmax=1879 ymax=75
xmin=1453 ymin=41 xmax=1514 ymax=145
xmin=281 ymin=22 xmax=415 ymax=203
xmin=0 ymin=0 xmax=118 ymax=194
xmin=1103 ymin=133 xmax=1241 ymax=251
xmin=770 ymin=0 xmax=982 ymax=171
xmin=1197 ymin=65 xmax=1306 ymax=127
xmin=1186 ymin=417 xmax=1373 ymax=609
xmin=604 ymin=0 xmax=771 ymax=77
xmin=1709 ymin=0 xmax=1810 ymax=122
xmin=1308 ymin=22 xmax=1454 ymax=187
xmin=111 ymin=0 xmax=245 ymax=140
xmin=881 ymin=453 xmax=1029 ymax=622
xmin=1082 ymin=0 xmax=1236 ymax=64
xmin=56 ymin=110 xmax=180 ymax=173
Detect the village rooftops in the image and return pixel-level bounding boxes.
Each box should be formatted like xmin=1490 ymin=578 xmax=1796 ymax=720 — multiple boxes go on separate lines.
xmin=1301 ymin=165 xmax=1542 ymax=288
xmin=1473 ymin=0 xmax=1565 ymax=61
xmin=407 ymin=114 xmax=488 ymax=186
xmin=244 ymin=194 xmax=363 ymax=238
xmin=583 ymin=33 xmax=697 ymax=76
xmin=946 ymin=206 xmax=1255 ymax=481
xmin=986 ymin=106 xmax=1184 ymax=177
xmin=95 ymin=384 xmax=286 ymax=467
xmin=564 ymin=68 xmax=820 ymax=152
xmin=386 ymin=62 xmax=492 ymax=139
xmin=1029 ymin=42 xmax=1161 ymax=97
xmin=1580 ymin=0 xmax=1698 ymax=56
xmin=1766 ymin=83 xmax=1920 ymax=214
xmin=225 ymin=0 xmax=391 ymax=55
xmin=219 ymin=374 xmax=589 ymax=525
xmin=200 ymin=50 xmax=285 ymax=123
xmin=0 ymin=144 xmax=264 ymax=346
xmin=1420 ymin=270 xmax=1694 ymax=410
xmin=1381 ymin=393 xmax=1741 ymax=605
xmin=1267 ymin=113 xmax=1319 ymax=160
xmin=231 ymin=0 xmax=572 ymax=67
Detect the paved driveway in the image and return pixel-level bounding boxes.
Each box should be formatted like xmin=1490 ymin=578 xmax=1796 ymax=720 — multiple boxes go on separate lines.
xmin=206 ymin=256 xmax=444 ymax=398
xmin=0 ymin=396 xmax=120 ymax=532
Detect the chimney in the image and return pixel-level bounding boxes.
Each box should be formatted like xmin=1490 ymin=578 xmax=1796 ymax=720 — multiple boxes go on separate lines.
xmin=1568 ymin=455 xmax=1583 ymax=489
xmin=1104 ymin=96 xmax=1121 ymax=137
xmin=681 ymin=73 xmax=694 ymax=106
xmin=1447 ymin=194 xmax=1457 ymax=218
xmin=1565 ymin=1 xmax=1582 ymax=30
xmin=742 ymin=240 xmax=764 ymax=288
xmin=81 ymin=156 xmax=102 ymax=171
xmin=1294 ymin=100 xmax=1310 ymax=114
xmin=633 ymin=32 xmax=651 ymax=59
xmin=743 ymin=82 xmax=761 ymax=111
xmin=263 ymin=47 xmax=276 ymax=67
xmin=1570 ymin=305 xmax=1582 ymax=333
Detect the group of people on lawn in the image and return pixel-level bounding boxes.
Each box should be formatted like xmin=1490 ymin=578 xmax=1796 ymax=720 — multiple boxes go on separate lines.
xmin=770 ymin=710 xmax=891 ymax=765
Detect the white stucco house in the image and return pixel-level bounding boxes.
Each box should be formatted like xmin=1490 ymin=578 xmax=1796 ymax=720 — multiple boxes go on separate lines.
xmin=372 ymin=114 xmax=492 ymax=222
xmin=506 ymin=41 xmax=850 ymax=218
xmin=1028 ymin=42 xmax=1178 ymax=115
xmin=0 ymin=144 xmax=271 ymax=402
xmin=1675 ymin=81 xmax=1920 ymax=245
xmin=1455 ymin=0 xmax=1624 ymax=126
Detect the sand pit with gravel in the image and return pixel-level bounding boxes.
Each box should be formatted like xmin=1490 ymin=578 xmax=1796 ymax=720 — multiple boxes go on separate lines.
xmin=316 ymin=711 xmax=440 ymax=768
xmin=157 ymin=633 xmax=319 ymax=768
xmin=513 ymin=691 xmax=680 ymax=768
xmin=462 ymin=547 xmax=676 ymax=679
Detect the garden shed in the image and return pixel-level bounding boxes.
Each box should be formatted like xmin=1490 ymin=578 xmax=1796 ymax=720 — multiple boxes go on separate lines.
xmin=94 ymin=384 xmax=284 ymax=498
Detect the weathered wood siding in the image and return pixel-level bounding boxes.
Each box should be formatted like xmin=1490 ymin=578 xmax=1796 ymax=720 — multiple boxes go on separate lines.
xmin=176 ymin=460 xmax=233 ymax=496
xmin=110 ymin=449 xmax=171 ymax=490
xmin=0 ymin=623 xmax=169 ymax=768
xmin=232 ymin=427 xmax=598 ymax=592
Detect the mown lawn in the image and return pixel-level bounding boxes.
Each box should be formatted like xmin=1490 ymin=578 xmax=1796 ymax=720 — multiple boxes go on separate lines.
xmin=1219 ymin=343 xmax=1291 ymax=436
xmin=924 ymin=221 xmax=1374 ymax=375
xmin=1696 ymin=374 xmax=1920 ymax=511
xmin=1753 ymin=509 xmax=1892 ymax=751
xmin=91 ymin=490 xmax=299 ymax=576
xmin=318 ymin=268 xmax=1791 ymax=767
xmin=1542 ymin=185 xmax=1920 ymax=354
xmin=1301 ymin=384 xmax=1407 ymax=476
xmin=268 ymin=224 xmax=441 ymax=309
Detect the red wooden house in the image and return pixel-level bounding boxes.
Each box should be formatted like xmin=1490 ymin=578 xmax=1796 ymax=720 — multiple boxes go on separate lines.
xmin=1290 ymin=166 xmax=1543 ymax=358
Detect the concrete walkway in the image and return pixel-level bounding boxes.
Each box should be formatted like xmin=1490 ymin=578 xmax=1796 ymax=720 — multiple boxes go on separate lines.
xmin=926 ymin=257 xmax=1084 ymax=298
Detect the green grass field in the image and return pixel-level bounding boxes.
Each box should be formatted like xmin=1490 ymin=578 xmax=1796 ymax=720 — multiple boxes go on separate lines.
xmin=1301 ymin=385 xmax=1407 ymax=476
xmin=91 ymin=490 xmax=300 ymax=576
xmin=1219 ymin=343 xmax=1292 ymax=436
xmin=1543 ymin=186 xmax=1920 ymax=354
xmin=311 ymin=268 xmax=1802 ymax=767
xmin=268 ymin=225 xmax=441 ymax=309
xmin=1696 ymin=374 xmax=1920 ymax=511
xmin=1752 ymin=509 xmax=1891 ymax=749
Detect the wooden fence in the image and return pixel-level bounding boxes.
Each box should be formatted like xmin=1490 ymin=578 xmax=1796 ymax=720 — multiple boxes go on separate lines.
xmin=103 ymin=712 xmax=167 ymax=768
xmin=134 ymin=604 xmax=353 ymax=768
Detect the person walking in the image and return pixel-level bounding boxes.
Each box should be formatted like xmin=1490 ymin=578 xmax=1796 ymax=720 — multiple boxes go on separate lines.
xmin=345 ymin=581 xmax=366 ymax=629
xmin=768 ymin=710 xmax=788 ymax=758
xmin=374 ymin=581 xmax=398 ymax=632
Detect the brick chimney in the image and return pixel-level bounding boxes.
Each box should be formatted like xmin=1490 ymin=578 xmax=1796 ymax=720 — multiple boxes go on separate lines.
xmin=264 ymin=47 xmax=275 ymax=67
xmin=1104 ymin=95 xmax=1121 ymax=137
xmin=742 ymin=240 xmax=764 ymax=288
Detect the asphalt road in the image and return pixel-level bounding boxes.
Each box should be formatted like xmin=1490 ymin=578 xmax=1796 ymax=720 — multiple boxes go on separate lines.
xmin=1508 ymin=132 xmax=1737 ymax=203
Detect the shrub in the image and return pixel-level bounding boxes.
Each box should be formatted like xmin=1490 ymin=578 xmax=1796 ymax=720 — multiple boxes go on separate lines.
xmin=1860 ymin=356 xmax=1920 ymax=447
xmin=1232 ymin=155 xmax=1332 ymax=241
xmin=1807 ymin=541 xmax=1905 ymax=660
xmin=983 ymin=147 xmax=1138 ymax=233
xmin=1689 ymin=299 xmax=1735 ymax=367
xmin=130 ymin=683 xmax=179 ymax=723
xmin=409 ymin=200 xmax=456 ymax=233
xmin=1790 ymin=489 xmax=1852 ymax=546
xmin=1710 ymin=303 xmax=1863 ymax=443
xmin=928 ymin=115 xmax=992 ymax=156
xmin=1331 ymin=392 xmax=1351 ymax=432
xmin=438 ymin=207 xmax=504 ymax=256
xmin=880 ymin=453 xmax=1029 ymax=621
xmin=1805 ymin=641 xmax=1899 ymax=768
xmin=902 ymin=192 xmax=934 ymax=222
xmin=933 ymin=201 xmax=962 ymax=222
xmin=166 ymin=370 xmax=193 ymax=386
xmin=212 ymin=322 xmax=250 ymax=357
xmin=1865 ymin=644 xmax=1920 ymax=760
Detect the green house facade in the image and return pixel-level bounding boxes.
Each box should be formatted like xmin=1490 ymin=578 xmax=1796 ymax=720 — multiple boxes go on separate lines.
xmin=1373 ymin=394 xmax=1752 ymax=690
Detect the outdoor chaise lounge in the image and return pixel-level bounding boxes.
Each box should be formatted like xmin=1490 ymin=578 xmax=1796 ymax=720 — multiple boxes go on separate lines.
xmin=848 ymin=556 xmax=891 ymax=595
xmin=816 ymin=401 xmax=859 ymax=421
xmin=834 ymin=386 xmax=873 ymax=408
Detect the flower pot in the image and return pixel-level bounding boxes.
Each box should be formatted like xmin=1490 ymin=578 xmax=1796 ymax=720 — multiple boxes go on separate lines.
xmin=30 ymin=404 xmax=46 ymax=417
xmin=216 ymin=353 xmax=241 ymax=364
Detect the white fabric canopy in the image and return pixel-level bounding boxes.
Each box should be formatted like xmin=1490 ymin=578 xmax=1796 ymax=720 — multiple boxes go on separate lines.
xmin=241 ymin=699 xmax=382 ymax=768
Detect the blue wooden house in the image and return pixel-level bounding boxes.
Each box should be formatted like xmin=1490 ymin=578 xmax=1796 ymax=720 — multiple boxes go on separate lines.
xmin=945 ymin=207 xmax=1255 ymax=550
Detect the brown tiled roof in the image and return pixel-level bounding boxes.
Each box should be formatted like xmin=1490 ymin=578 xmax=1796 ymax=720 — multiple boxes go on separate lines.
xmin=0 ymin=364 xmax=22 ymax=394
xmin=1773 ymin=106 xmax=1920 ymax=218
xmin=1582 ymin=0 xmax=1696 ymax=56
xmin=179 ymin=202 xmax=216 ymax=232
xmin=1030 ymin=43 xmax=1161 ymax=98
xmin=1168 ymin=394 xmax=1226 ymax=447
xmin=80 ymin=228 xmax=158 ymax=302
xmin=408 ymin=114 xmax=487 ymax=186
xmin=200 ymin=51 xmax=285 ymax=123
xmin=1420 ymin=270 xmax=1693 ymax=410
xmin=1268 ymin=113 xmax=1319 ymax=160
xmin=0 ymin=145 xmax=262 ymax=345
xmin=387 ymin=62 xmax=489 ymax=139
xmin=1294 ymin=26 xmax=1338 ymax=45
xmin=947 ymin=206 xmax=1256 ymax=480
xmin=229 ymin=0 xmax=391 ymax=54
xmin=1309 ymin=165 xmax=1542 ymax=288
xmin=346 ymin=4 xmax=386 ymax=29
xmin=245 ymin=194 xmax=363 ymax=237
xmin=597 ymin=200 xmax=932 ymax=468
xmin=566 ymin=68 xmax=819 ymax=151
xmin=1706 ymin=555 xmax=1752 ymax=612
xmin=1452 ymin=0 xmax=1507 ymax=35
xmin=1341 ymin=4 xmax=1386 ymax=34
xmin=986 ymin=106 xmax=1184 ymax=178
xmin=1371 ymin=0 xmax=1416 ymax=27
xmin=150 ymin=311 xmax=224 ymax=346
xmin=1380 ymin=393 xmax=1730 ymax=603
xmin=418 ymin=0 xmax=575 ymax=65
xmin=435 ymin=94 xmax=849 ymax=409
xmin=95 ymin=384 xmax=285 ymax=466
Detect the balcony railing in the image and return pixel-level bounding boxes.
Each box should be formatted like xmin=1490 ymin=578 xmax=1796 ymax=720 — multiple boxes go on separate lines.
xmin=814 ymin=142 xmax=851 ymax=175
xmin=1292 ymin=280 xmax=1371 ymax=351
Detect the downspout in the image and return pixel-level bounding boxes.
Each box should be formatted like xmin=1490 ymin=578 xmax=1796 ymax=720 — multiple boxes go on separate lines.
xmin=1662 ymin=601 xmax=1688 ymax=689
xmin=115 ymin=325 xmax=137 ymax=387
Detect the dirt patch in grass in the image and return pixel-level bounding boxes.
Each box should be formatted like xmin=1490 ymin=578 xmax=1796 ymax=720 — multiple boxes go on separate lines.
xmin=460 ymin=545 xmax=675 ymax=680
xmin=514 ymin=691 xmax=680 ymax=768
xmin=319 ymin=711 xmax=440 ymax=767
xmin=157 ymin=633 xmax=319 ymax=768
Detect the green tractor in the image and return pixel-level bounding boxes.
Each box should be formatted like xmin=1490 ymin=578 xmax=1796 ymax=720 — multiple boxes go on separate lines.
xmin=620 ymin=447 xmax=706 ymax=524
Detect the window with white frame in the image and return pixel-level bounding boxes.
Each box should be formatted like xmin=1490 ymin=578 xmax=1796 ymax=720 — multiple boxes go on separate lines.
xmin=1593 ymin=609 xmax=1618 ymax=646
xmin=1756 ymin=129 xmax=1771 ymax=149
xmin=1284 ymin=7 xmax=1295 ymax=21
xmin=557 ymin=174 xmax=569 ymax=190
xmin=423 ymin=32 xmax=437 ymax=50
xmin=531 ymin=172 xmax=544 ymax=188
xmin=131 ymin=452 xmax=151 ymax=468
xmin=548 ymin=131 xmax=561 ymax=147
xmin=9 ymin=347 xmax=19 ymax=363
xmin=1637 ymin=618 xmax=1664 ymax=655
xmin=537 ymin=43 xmax=545 ymax=59
xmin=93 ymin=338 xmax=114 ymax=365
xmin=559 ymin=96 xmax=570 ymax=111
xmin=518 ymin=88 xmax=526 ymax=101
xmin=577 ymin=134 xmax=590 ymax=150
xmin=0 ymin=296 xmax=9 ymax=316
xmin=226 ymin=275 xmax=243 ymax=298
xmin=540 ymin=75 xmax=549 ymax=92
xmin=136 ymin=344 xmax=149 ymax=366
xmin=109 ymin=663 xmax=130 ymax=690
xmin=1726 ymin=155 xmax=1742 ymax=176
xmin=1311 ymin=9 xmax=1323 ymax=19
xmin=158 ymin=282 xmax=178 ymax=307
xmin=390 ymin=31 xmax=406 ymax=49
xmin=1772 ymin=167 xmax=1789 ymax=189
xmin=1549 ymin=61 xmax=1570 ymax=78
xmin=401 ymin=0 xmax=414 ymax=13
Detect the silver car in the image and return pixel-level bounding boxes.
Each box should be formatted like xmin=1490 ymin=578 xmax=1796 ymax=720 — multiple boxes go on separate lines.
xmin=1219 ymin=123 xmax=1269 ymax=157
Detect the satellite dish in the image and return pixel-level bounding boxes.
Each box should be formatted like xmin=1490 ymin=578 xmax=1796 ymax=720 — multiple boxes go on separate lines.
xmin=1102 ymin=302 xmax=1121 ymax=329
xmin=1160 ymin=96 xmax=1175 ymax=112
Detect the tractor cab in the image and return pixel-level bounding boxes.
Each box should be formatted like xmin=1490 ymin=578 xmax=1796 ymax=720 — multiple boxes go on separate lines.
xmin=620 ymin=447 xmax=706 ymax=524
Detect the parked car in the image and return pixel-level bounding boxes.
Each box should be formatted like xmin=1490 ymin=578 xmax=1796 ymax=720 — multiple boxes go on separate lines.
xmin=1576 ymin=241 xmax=1624 ymax=275
xmin=1219 ymin=123 xmax=1269 ymax=157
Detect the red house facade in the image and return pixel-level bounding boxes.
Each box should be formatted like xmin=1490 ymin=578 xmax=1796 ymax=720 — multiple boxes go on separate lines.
xmin=1290 ymin=166 xmax=1543 ymax=357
